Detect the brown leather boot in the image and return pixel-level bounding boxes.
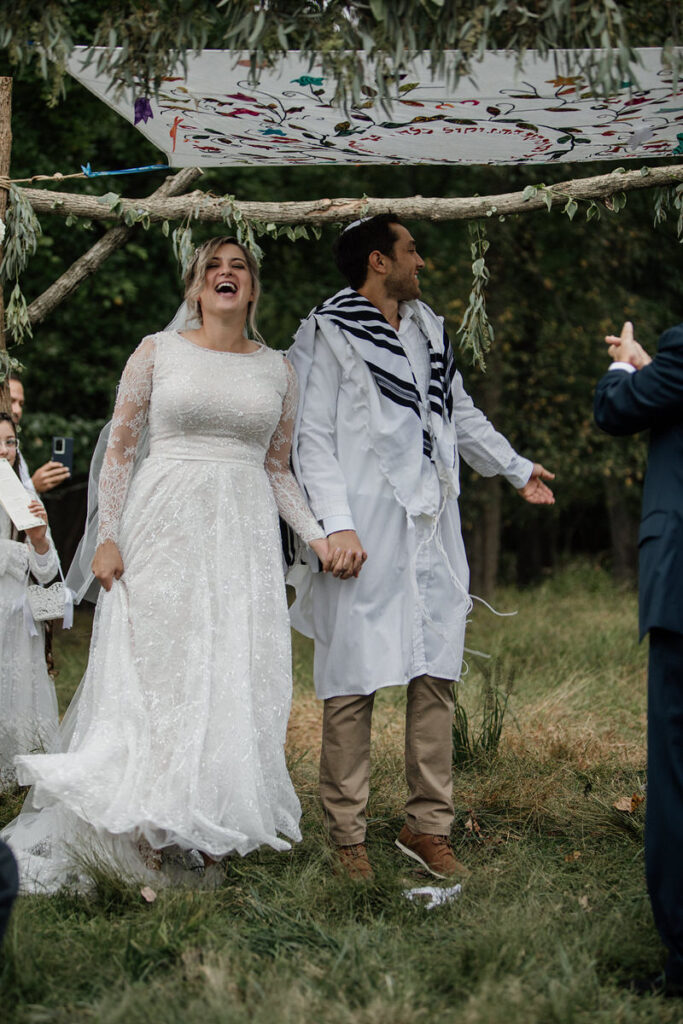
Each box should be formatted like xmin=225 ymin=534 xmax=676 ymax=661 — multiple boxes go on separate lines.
xmin=395 ymin=825 xmax=470 ymax=879
xmin=334 ymin=842 xmax=374 ymax=881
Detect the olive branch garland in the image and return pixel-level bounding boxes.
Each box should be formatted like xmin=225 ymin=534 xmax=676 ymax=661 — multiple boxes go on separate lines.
xmin=457 ymin=173 xmax=683 ymax=372
xmin=2 ymin=170 xmax=683 ymax=382
xmin=458 ymin=219 xmax=494 ymax=372
xmin=0 ymin=182 xmax=325 ymax=368
xmin=167 ymin=191 xmax=325 ymax=278
xmin=0 ymin=185 xmax=42 ymax=359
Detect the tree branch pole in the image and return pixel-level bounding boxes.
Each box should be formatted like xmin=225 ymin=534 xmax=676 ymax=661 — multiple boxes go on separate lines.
xmin=17 ymin=163 xmax=683 ymax=227
xmin=26 ymin=166 xmax=202 ymax=328
xmin=0 ymin=77 xmax=11 ymax=412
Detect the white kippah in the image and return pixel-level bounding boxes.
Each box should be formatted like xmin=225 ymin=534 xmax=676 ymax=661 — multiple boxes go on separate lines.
xmin=341 ymin=217 xmax=370 ymax=234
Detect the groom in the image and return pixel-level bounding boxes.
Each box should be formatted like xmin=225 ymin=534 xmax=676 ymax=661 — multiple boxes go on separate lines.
xmin=289 ymin=215 xmax=554 ymax=880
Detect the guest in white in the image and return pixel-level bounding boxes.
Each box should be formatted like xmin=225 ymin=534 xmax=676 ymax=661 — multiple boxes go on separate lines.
xmin=3 ymin=237 xmax=331 ymax=891
xmin=289 ymin=214 xmax=555 ymax=880
xmin=0 ymin=412 xmax=59 ymax=789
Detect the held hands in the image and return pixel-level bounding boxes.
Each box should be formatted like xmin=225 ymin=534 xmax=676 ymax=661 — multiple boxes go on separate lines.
xmin=326 ymin=529 xmax=368 ymax=579
xmin=32 ymin=460 xmax=71 ymax=494
xmin=92 ymin=539 xmax=124 ymax=591
xmin=309 ymin=536 xmax=333 ymax=572
xmin=25 ymin=500 xmax=49 ymax=554
xmin=517 ymin=464 xmax=555 ymax=505
xmin=604 ymin=321 xmax=652 ymax=370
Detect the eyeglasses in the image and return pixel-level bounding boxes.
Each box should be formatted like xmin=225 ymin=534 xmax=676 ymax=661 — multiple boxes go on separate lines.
xmin=0 ymin=439 xmax=19 ymax=450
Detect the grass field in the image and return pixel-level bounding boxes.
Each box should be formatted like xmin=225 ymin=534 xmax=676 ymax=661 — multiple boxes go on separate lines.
xmin=1 ymin=563 xmax=675 ymax=1023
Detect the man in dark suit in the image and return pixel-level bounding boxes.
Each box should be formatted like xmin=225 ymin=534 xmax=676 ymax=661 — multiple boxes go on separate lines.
xmin=594 ymin=319 xmax=683 ymax=997
xmin=0 ymin=839 xmax=18 ymax=947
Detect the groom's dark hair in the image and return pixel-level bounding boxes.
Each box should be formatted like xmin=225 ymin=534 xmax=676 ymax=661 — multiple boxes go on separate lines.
xmin=334 ymin=214 xmax=402 ymax=290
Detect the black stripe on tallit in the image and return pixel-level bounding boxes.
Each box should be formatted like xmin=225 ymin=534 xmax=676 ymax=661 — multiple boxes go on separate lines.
xmin=327 ymin=316 xmax=405 ymax=358
xmin=316 ymin=290 xmax=455 ymax=457
xmin=364 ymin=358 xmax=421 ymax=397
xmin=443 ymin=328 xmax=456 ymax=418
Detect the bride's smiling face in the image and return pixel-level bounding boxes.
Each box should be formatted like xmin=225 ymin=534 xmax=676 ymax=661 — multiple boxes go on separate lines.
xmin=198 ymin=243 xmax=255 ymax=321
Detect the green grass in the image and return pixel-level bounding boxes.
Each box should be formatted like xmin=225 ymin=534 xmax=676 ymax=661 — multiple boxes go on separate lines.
xmin=2 ymin=563 xmax=676 ymax=1023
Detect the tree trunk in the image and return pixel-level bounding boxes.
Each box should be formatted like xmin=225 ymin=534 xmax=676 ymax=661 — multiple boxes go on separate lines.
xmin=604 ymin=475 xmax=638 ymax=585
xmin=467 ymin=476 xmax=502 ymax=599
xmin=0 ymin=76 xmax=11 ymax=415
xmin=466 ymin=351 xmax=503 ymax=600
xmin=515 ymin=515 xmax=546 ymax=586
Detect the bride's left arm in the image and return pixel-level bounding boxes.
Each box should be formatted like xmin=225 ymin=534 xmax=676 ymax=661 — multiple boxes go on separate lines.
xmin=265 ymin=359 xmax=331 ymax=569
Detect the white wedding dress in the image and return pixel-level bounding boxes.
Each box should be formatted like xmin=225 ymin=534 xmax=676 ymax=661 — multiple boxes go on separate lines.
xmin=3 ymin=330 xmax=324 ymax=892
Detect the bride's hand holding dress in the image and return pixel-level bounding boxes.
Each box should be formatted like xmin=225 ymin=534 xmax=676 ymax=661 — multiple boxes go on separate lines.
xmin=91 ymin=540 xmax=124 ymax=591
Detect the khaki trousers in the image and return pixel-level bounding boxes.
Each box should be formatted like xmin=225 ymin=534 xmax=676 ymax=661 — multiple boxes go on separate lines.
xmin=319 ymin=674 xmax=455 ymax=846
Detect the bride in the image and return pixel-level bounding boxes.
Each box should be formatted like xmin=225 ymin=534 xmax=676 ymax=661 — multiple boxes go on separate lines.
xmin=3 ymin=236 xmax=331 ymax=890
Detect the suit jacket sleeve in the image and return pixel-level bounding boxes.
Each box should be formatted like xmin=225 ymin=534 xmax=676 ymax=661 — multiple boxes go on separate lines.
xmin=594 ymin=325 xmax=683 ymax=436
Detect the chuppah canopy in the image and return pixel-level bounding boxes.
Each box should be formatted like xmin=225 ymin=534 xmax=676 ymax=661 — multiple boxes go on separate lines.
xmin=67 ymin=46 xmax=683 ymax=168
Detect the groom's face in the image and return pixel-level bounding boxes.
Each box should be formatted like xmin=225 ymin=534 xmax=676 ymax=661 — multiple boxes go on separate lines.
xmin=383 ymin=225 xmax=425 ymax=302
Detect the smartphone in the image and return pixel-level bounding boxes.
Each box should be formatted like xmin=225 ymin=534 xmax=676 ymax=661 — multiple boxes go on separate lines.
xmin=51 ymin=436 xmax=74 ymax=475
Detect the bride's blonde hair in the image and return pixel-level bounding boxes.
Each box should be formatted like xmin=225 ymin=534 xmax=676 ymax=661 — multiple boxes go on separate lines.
xmin=183 ymin=236 xmax=263 ymax=340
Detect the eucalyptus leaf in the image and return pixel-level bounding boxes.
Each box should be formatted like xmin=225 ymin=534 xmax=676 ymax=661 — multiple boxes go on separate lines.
xmin=564 ymin=198 xmax=579 ymax=220
xmin=1 ymin=0 xmax=672 ymax=107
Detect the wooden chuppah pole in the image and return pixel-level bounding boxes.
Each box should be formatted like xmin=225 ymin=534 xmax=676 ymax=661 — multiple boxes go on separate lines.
xmin=0 ymin=77 xmax=11 ymax=414
xmin=16 ymin=163 xmax=683 ymax=227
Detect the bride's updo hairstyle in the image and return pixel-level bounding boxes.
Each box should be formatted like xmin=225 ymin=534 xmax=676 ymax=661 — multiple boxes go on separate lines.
xmin=183 ymin=235 xmax=263 ymax=340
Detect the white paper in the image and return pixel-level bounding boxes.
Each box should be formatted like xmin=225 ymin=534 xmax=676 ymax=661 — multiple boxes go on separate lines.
xmin=0 ymin=460 xmax=43 ymax=530
xmin=403 ymin=884 xmax=462 ymax=909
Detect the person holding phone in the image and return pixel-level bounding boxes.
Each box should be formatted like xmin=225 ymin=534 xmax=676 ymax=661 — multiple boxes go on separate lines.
xmin=9 ymin=374 xmax=71 ymax=494
xmin=0 ymin=412 xmax=59 ymax=790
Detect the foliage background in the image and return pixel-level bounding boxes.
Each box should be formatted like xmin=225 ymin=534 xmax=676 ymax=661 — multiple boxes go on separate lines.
xmin=2 ymin=4 xmax=683 ymax=583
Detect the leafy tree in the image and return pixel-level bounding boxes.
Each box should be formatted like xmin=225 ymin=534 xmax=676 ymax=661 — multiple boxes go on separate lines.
xmin=2 ymin=2 xmax=682 ymax=578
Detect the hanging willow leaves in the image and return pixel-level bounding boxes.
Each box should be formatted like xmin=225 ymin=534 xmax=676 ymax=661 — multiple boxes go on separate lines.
xmin=171 ymin=224 xmax=195 ymax=276
xmin=0 ymin=186 xmax=42 ymax=345
xmin=0 ymin=186 xmax=41 ymax=284
xmin=0 ymin=347 xmax=22 ymax=386
xmin=652 ymin=184 xmax=683 ymax=238
xmin=457 ymin=219 xmax=494 ymax=371
xmin=4 ymin=282 xmax=31 ymax=345
xmin=0 ymin=2 xmax=680 ymax=105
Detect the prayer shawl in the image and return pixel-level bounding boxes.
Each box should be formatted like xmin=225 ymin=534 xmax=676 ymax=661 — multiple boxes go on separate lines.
xmin=290 ymin=289 xmax=460 ymax=519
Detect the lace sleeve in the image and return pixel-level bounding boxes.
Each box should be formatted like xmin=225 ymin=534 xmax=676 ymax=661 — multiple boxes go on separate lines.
xmin=265 ymin=358 xmax=325 ymax=545
xmin=97 ymin=336 xmax=156 ymax=545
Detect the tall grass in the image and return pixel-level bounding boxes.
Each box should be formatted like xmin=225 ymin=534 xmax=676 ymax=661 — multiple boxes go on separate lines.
xmin=452 ymin=662 xmax=515 ymax=768
xmin=2 ymin=564 xmax=674 ymax=1023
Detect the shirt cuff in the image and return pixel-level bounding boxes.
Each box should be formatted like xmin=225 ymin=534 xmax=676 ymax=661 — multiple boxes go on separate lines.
xmin=29 ymin=544 xmax=54 ymax=569
xmin=504 ymin=455 xmax=535 ymax=491
xmin=609 ymin=361 xmax=637 ymax=374
xmin=323 ymin=514 xmax=356 ymax=535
